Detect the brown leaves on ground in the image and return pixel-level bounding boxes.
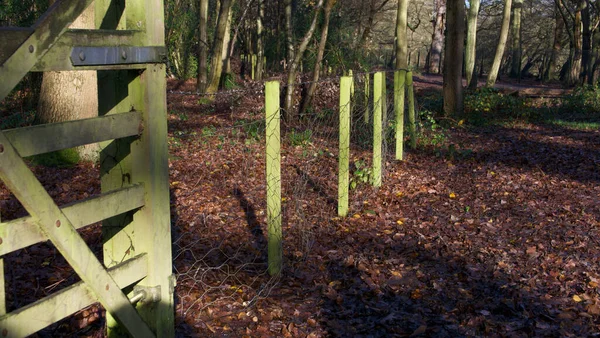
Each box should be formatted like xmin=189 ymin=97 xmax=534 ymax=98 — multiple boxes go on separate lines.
xmin=1 ymin=76 xmax=598 ymax=337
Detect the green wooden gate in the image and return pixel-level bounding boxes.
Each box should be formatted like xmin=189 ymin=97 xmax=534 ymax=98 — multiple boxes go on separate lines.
xmin=0 ymin=1 xmax=174 ymax=337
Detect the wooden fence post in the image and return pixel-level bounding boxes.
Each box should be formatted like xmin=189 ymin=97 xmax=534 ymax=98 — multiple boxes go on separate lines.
xmin=373 ymin=72 xmax=383 ymax=187
xmin=364 ymin=73 xmax=370 ymax=123
xmin=0 ymin=213 xmax=4 ymax=316
xmin=407 ymin=71 xmax=417 ymax=149
xmin=252 ymin=54 xmax=257 ymax=80
xmin=265 ymin=81 xmax=282 ymax=275
xmin=395 ymin=70 xmax=406 ymax=160
xmin=338 ymin=77 xmax=352 ymax=217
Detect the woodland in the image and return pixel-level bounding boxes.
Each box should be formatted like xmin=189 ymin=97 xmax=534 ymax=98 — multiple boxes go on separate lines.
xmin=1 ymin=0 xmax=600 ymax=337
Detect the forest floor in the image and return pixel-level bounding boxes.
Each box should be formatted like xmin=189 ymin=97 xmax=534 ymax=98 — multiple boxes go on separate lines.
xmin=1 ymin=74 xmax=599 ymax=337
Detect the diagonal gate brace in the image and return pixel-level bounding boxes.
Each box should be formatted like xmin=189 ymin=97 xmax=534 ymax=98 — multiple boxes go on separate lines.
xmin=0 ymin=0 xmax=94 ymax=101
xmin=0 ymin=131 xmax=154 ymax=338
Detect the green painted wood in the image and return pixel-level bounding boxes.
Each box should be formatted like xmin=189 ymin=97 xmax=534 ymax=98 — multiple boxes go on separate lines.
xmin=0 ymin=132 xmax=154 ymax=338
xmin=381 ymin=72 xmax=387 ymax=130
xmin=338 ymin=77 xmax=351 ymax=217
xmin=372 ymin=72 xmax=383 ymax=187
xmin=3 ymin=111 xmax=141 ymax=157
xmin=265 ymin=81 xmax=282 ymax=276
xmin=129 ymin=64 xmax=174 ymax=338
xmin=394 ymin=70 xmax=406 ymax=160
xmin=348 ymin=70 xmax=355 ymax=98
xmin=407 ymin=71 xmax=417 ymax=150
xmin=364 ymin=73 xmax=370 ymax=123
xmin=0 ymin=0 xmax=95 ymax=101
xmin=0 ymin=184 xmax=145 ymax=256
xmin=0 ymin=254 xmax=148 ymax=338
xmin=251 ymin=54 xmax=257 ymax=80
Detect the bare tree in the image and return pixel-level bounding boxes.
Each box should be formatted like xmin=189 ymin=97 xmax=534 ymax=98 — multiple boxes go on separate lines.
xmin=486 ymin=0 xmax=512 ymax=87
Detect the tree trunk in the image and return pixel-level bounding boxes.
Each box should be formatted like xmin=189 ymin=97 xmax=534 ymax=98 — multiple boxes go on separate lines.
xmin=256 ymin=0 xmax=265 ymax=80
xmin=567 ymin=0 xmax=583 ymax=86
xmin=284 ymin=0 xmax=324 ymax=121
xmin=222 ymin=4 xmax=234 ymax=79
xmin=465 ymin=0 xmax=480 ymax=88
xmin=396 ymin=0 xmax=409 ymax=70
xmin=486 ymin=0 xmax=512 ymax=87
xmin=285 ymin=0 xmax=295 ymax=65
xmin=206 ymin=0 xmax=234 ymax=93
xmin=543 ymin=4 xmax=563 ymax=82
xmin=443 ymin=0 xmax=465 ymax=116
xmin=299 ymin=0 xmax=335 ymax=116
xmin=38 ymin=3 xmax=97 ymax=161
xmin=510 ymin=0 xmax=523 ymax=78
xmin=197 ymin=0 xmax=209 ymax=92
xmin=582 ymin=0 xmax=592 ymax=84
xmin=428 ymin=0 xmax=446 ymax=74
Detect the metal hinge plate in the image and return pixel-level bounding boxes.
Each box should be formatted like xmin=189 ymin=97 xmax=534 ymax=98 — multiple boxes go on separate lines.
xmin=70 ymin=46 xmax=167 ymax=66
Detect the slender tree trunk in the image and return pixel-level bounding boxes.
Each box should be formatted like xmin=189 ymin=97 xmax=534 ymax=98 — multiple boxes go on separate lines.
xmin=299 ymin=0 xmax=335 ymax=116
xmin=284 ymin=0 xmax=324 ymax=121
xmin=197 ymin=0 xmax=209 ymax=92
xmin=443 ymin=0 xmax=465 ymax=116
xmin=486 ymin=0 xmax=512 ymax=87
xmin=510 ymin=0 xmax=523 ymax=78
xmin=396 ymin=0 xmax=409 ymax=70
xmin=38 ymin=2 xmax=98 ymax=161
xmin=206 ymin=0 xmax=234 ymax=93
xmin=285 ymin=0 xmax=295 ymax=65
xmin=582 ymin=0 xmax=592 ymax=84
xmin=544 ymin=4 xmax=563 ymax=81
xmin=428 ymin=0 xmax=446 ymax=74
xmin=465 ymin=0 xmax=480 ymax=88
xmin=256 ymin=0 xmax=265 ymax=80
xmin=567 ymin=0 xmax=583 ymax=86
xmin=222 ymin=5 xmax=234 ymax=78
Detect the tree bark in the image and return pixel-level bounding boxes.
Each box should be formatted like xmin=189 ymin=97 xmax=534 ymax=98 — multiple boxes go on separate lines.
xmin=206 ymin=0 xmax=234 ymax=93
xmin=197 ymin=0 xmax=209 ymax=92
xmin=543 ymin=4 xmax=563 ymax=82
xmin=428 ymin=0 xmax=446 ymax=74
xmin=510 ymin=0 xmax=523 ymax=78
xmin=396 ymin=0 xmax=409 ymax=70
xmin=567 ymin=0 xmax=583 ymax=86
xmin=582 ymin=0 xmax=592 ymax=84
xmin=38 ymin=2 xmax=98 ymax=161
xmin=284 ymin=0 xmax=324 ymax=121
xmin=486 ymin=0 xmax=512 ymax=87
xmin=256 ymin=0 xmax=265 ymax=80
xmin=465 ymin=0 xmax=480 ymax=88
xmin=299 ymin=0 xmax=335 ymax=116
xmin=443 ymin=0 xmax=465 ymax=116
xmin=284 ymin=0 xmax=295 ymax=66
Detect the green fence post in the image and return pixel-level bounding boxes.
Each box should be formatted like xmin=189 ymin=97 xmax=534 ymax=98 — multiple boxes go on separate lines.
xmin=252 ymin=54 xmax=257 ymax=80
xmin=407 ymin=71 xmax=417 ymax=150
xmin=265 ymin=81 xmax=282 ymax=275
xmin=364 ymin=73 xmax=370 ymax=123
xmin=395 ymin=70 xmax=406 ymax=160
xmin=373 ymin=72 xmax=383 ymax=187
xmin=338 ymin=77 xmax=352 ymax=217
xmin=0 ymin=213 xmax=4 ymax=316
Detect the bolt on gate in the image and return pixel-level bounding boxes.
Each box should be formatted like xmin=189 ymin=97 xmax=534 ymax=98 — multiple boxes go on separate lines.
xmin=0 ymin=0 xmax=174 ymax=337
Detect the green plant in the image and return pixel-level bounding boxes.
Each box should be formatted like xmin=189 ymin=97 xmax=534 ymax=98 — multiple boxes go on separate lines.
xmin=288 ymin=129 xmax=313 ymax=147
xmin=201 ymin=125 xmax=217 ymax=137
xmin=350 ymin=160 xmax=373 ymax=189
xmin=239 ymin=120 xmax=265 ymax=142
xmin=0 ymin=111 xmax=35 ymax=129
xmin=417 ymin=110 xmax=447 ymax=148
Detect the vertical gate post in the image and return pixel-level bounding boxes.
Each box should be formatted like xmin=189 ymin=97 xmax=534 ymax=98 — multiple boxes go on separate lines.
xmin=394 ymin=70 xmax=406 ymax=160
xmin=373 ymin=72 xmax=383 ymax=187
xmin=338 ymin=77 xmax=352 ymax=217
xmin=265 ymin=81 xmax=282 ymax=276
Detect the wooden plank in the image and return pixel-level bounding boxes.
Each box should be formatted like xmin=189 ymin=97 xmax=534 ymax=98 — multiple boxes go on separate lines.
xmin=338 ymin=77 xmax=351 ymax=217
xmin=373 ymin=72 xmax=383 ymax=187
xmin=0 ymin=254 xmax=148 ymax=338
xmin=0 ymin=0 xmax=95 ymax=101
xmin=3 ymin=111 xmax=141 ymax=158
xmin=265 ymin=81 xmax=282 ymax=276
xmin=0 ymin=28 xmax=33 ymax=65
xmin=0 ymin=212 xmax=4 ymax=316
xmin=0 ymin=132 xmax=154 ymax=338
xmin=0 ymin=184 xmax=145 ymax=256
xmin=394 ymin=70 xmax=406 ymax=160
